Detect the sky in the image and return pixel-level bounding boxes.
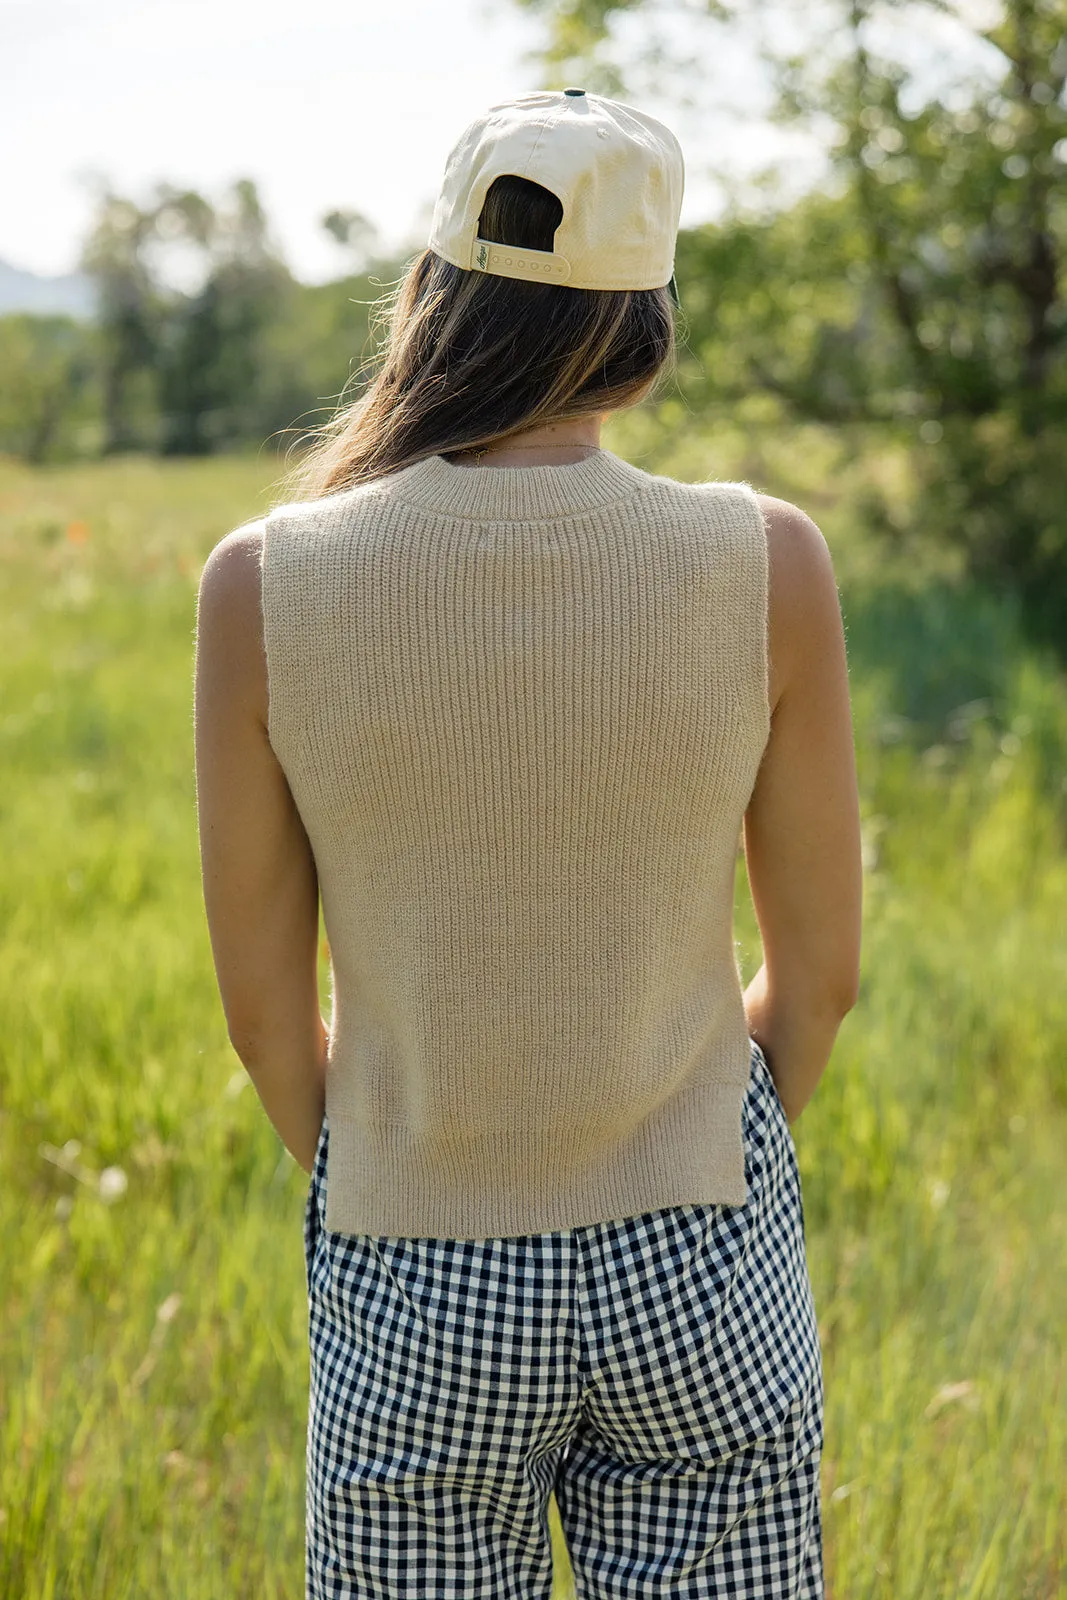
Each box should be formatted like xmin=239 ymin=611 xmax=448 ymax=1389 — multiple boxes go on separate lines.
xmin=3 ymin=0 xmax=1001 ymax=285
xmin=2 ymin=0 xmax=835 ymax=285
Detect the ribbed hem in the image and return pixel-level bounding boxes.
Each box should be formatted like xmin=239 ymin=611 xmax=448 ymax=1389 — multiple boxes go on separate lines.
xmin=322 ymin=1067 xmax=751 ymax=1240
xmin=382 ymin=449 xmax=655 ymax=523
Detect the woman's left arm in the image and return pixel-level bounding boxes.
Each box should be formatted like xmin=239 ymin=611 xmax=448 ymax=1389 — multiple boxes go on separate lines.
xmin=194 ymin=522 xmax=328 ymax=1173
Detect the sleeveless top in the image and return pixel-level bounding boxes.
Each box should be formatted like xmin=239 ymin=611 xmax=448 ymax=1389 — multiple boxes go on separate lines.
xmin=261 ymin=449 xmax=770 ymax=1239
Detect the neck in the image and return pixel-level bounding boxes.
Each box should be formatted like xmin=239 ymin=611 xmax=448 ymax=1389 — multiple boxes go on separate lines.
xmin=451 ymin=416 xmax=604 ymax=469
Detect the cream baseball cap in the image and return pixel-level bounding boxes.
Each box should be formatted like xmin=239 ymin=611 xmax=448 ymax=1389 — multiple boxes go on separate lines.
xmin=428 ymin=89 xmax=685 ymax=297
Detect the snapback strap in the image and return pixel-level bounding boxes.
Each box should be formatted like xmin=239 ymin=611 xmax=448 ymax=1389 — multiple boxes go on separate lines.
xmin=471 ymin=238 xmax=572 ymax=284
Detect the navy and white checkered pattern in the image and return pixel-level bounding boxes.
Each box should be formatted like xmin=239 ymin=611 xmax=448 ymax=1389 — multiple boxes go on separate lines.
xmin=304 ymin=1040 xmax=824 ymax=1598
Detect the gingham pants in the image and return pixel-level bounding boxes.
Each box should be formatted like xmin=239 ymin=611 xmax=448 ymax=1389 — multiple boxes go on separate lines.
xmin=304 ymin=1040 xmax=824 ymax=1598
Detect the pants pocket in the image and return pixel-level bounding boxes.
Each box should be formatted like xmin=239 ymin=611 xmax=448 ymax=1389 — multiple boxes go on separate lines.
xmin=749 ymin=1038 xmax=794 ymax=1135
xmin=744 ymin=1038 xmax=805 ymax=1224
xmin=303 ymin=1116 xmax=328 ymax=1294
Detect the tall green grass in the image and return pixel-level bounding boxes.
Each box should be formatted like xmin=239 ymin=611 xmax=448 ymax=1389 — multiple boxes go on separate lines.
xmin=1 ymin=436 xmax=1065 ymax=1598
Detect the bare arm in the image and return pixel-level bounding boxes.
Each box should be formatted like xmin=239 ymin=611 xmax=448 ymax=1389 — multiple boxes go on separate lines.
xmin=743 ymin=496 xmax=863 ymax=1124
xmin=194 ymin=521 xmax=328 ymax=1172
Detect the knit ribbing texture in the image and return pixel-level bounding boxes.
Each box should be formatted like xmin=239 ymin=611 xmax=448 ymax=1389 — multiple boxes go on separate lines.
xmin=261 ymin=449 xmax=770 ymax=1239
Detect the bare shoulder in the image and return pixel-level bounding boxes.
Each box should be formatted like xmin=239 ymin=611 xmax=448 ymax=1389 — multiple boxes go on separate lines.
xmin=197 ymin=518 xmax=266 ymax=609
xmin=195 ymin=518 xmax=268 ymax=719
xmin=753 ymin=494 xmax=842 ymax=712
xmin=754 ymin=494 xmax=833 ymax=577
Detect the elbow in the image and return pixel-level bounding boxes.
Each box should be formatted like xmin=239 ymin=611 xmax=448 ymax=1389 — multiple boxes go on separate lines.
xmin=790 ymin=965 xmax=860 ymax=1021
xmin=832 ymin=967 xmax=861 ymax=1016
xmin=837 ymin=984 xmax=860 ymax=1018
xmin=816 ymin=940 xmax=862 ymax=1017
xmin=820 ymin=959 xmax=860 ymax=1017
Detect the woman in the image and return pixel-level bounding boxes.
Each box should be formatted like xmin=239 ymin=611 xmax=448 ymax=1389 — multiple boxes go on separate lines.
xmin=194 ymin=90 xmax=862 ymax=1600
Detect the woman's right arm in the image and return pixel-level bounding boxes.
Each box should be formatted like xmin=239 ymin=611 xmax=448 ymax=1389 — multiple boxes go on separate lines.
xmin=742 ymin=495 xmax=863 ymax=1124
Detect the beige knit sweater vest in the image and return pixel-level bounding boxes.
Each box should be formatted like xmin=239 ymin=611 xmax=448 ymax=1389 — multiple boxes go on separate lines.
xmin=261 ymin=449 xmax=770 ymax=1239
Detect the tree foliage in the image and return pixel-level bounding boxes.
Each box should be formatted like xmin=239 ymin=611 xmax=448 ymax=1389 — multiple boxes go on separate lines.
xmin=79 ymin=191 xmax=160 ymax=454
xmin=0 ymin=315 xmax=97 ymax=462
xmin=39 ymin=176 xmax=393 ymax=464
xmin=0 ymin=177 xmax=398 ymax=468
xmin=152 ymin=180 xmax=297 ymax=455
xmin=515 ymin=0 xmax=1067 ymax=649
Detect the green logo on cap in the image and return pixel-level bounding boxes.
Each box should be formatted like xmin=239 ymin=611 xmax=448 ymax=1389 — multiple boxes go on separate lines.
xmin=477 ymin=244 xmax=488 ymax=269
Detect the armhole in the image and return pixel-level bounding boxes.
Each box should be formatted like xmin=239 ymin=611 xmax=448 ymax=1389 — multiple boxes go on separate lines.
xmin=260 ymin=507 xmax=289 ymax=757
xmin=732 ymin=482 xmax=771 ymax=742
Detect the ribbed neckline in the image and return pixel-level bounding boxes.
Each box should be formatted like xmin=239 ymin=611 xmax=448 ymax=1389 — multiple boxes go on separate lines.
xmin=384 ymin=449 xmax=654 ymax=523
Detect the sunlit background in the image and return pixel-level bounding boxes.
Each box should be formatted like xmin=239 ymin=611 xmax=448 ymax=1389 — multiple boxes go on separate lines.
xmin=2 ymin=3 xmax=1066 ymax=1597
xmin=3 ymin=0 xmax=999 ymax=292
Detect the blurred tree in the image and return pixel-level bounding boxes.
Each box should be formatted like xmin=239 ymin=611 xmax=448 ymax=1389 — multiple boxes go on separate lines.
xmin=321 ymin=208 xmax=383 ymax=275
xmin=78 ymin=189 xmax=161 ymax=453
xmin=513 ymin=0 xmax=736 ymax=96
xmin=261 ymin=265 xmax=391 ymax=460
xmin=0 ymin=314 xmax=97 ymax=462
xmin=514 ymin=0 xmax=1067 ymax=651
xmin=4 ymin=184 xmax=404 ymax=465
xmin=156 ymin=179 xmax=298 ymax=455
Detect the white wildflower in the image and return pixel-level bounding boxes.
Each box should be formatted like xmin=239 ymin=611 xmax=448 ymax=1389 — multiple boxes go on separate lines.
xmin=156 ymin=1292 xmax=183 ymax=1324
xmin=98 ymin=1166 xmax=128 ymax=1203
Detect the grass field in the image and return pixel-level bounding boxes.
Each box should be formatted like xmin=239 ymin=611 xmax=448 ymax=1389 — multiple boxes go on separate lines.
xmin=1 ymin=427 xmax=1066 ymax=1598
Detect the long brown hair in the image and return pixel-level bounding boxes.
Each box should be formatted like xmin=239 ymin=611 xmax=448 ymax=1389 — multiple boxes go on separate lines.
xmin=279 ymin=174 xmax=677 ymax=499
